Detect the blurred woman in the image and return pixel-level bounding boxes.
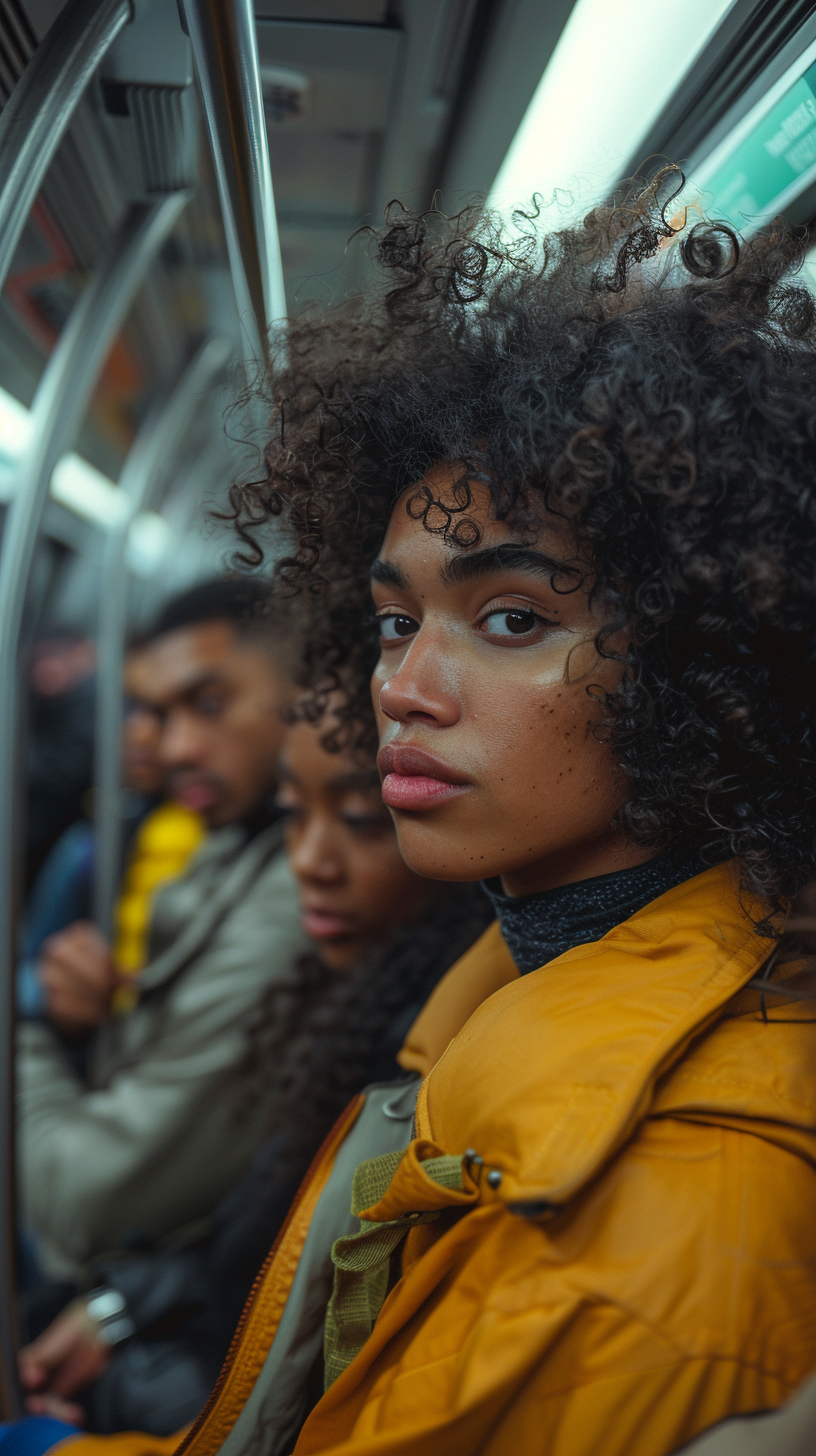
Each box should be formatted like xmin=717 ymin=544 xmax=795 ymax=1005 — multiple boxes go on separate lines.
xmin=20 ymin=712 xmax=491 ymax=1436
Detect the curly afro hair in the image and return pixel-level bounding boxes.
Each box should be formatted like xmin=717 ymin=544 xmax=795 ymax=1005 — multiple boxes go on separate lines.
xmin=239 ymin=881 xmax=493 ymax=1182
xmin=228 ymin=168 xmax=816 ymax=919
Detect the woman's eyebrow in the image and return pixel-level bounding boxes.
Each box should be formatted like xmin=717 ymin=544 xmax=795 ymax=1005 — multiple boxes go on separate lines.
xmin=370 ymin=558 xmax=406 ymax=587
xmin=441 ymin=543 xmax=577 ymax=585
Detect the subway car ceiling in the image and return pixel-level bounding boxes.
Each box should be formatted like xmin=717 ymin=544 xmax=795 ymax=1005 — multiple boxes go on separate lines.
xmin=3 ymin=0 xmax=816 ymax=632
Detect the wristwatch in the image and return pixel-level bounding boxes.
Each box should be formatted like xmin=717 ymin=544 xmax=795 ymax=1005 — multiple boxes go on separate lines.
xmin=84 ymin=1287 xmax=136 ymax=1346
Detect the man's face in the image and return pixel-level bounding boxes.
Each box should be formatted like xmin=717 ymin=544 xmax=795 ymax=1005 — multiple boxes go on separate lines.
xmin=125 ymin=621 xmax=290 ymax=827
xmin=122 ymin=652 xmax=164 ymax=797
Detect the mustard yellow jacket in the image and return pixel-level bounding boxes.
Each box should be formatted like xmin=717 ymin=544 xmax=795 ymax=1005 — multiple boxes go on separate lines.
xmin=65 ymin=862 xmax=816 ymax=1456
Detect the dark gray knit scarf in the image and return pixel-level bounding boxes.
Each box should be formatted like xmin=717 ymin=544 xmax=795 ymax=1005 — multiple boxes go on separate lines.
xmin=482 ymin=851 xmax=707 ymax=975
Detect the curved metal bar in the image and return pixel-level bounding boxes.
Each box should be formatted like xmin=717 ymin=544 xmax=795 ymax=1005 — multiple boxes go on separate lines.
xmin=0 ymin=193 xmax=186 ymax=1418
xmin=93 ymin=335 xmax=232 ymax=938
xmin=0 ymin=0 xmax=132 ymax=297
xmin=180 ymin=0 xmax=285 ymax=363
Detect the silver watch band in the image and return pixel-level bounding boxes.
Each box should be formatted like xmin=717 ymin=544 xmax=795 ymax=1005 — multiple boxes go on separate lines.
xmin=85 ymin=1287 xmax=136 ymax=1346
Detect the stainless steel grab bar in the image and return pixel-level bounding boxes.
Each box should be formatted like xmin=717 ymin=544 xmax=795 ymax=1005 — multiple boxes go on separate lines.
xmin=0 ymin=194 xmax=186 ymax=1417
xmin=0 ymin=0 xmax=132 ymax=297
xmin=180 ymin=0 xmax=285 ymax=364
xmin=93 ymin=335 xmax=231 ymax=939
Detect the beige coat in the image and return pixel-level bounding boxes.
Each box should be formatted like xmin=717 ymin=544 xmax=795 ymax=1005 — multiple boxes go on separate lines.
xmin=18 ymin=819 xmax=307 ymax=1280
xmin=673 ymin=1373 xmax=816 ymax=1454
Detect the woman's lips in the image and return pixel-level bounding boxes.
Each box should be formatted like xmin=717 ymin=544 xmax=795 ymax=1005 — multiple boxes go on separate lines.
xmin=300 ymin=907 xmax=357 ymax=940
xmin=378 ymin=743 xmax=470 ymax=812
xmin=381 ymin=774 xmax=467 ymax=810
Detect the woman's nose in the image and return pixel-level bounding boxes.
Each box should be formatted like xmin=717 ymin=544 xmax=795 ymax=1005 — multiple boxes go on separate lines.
xmin=377 ymin=632 xmax=460 ymax=727
xmin=290 ymin=820 xmax=345 ymax=885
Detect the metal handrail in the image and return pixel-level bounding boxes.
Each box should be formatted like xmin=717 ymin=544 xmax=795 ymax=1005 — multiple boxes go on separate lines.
xmin=93 ymin=335 xmax=231 ymax=938
xmin=0 ymin=194 xmax=186 ymax=1417
xmin=0 ymin=0 xmax=132 ymax=298
xmin=179 ymin=0 xmax=285 ymax=364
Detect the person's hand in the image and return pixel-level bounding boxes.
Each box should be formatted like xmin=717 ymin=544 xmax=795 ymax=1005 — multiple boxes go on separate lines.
xmin=20 ymin=1303 xmax=111 ymax=1418
xmin=38 ymin=922 xmax=118 ymax=1037
xmin=22 ymin=1392 xmax=86 ymax=1426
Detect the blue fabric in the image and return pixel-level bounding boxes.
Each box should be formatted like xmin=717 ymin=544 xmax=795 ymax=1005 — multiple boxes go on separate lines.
xmin=17 ymin=822 xmax=95 ymax=1018
xmin=22 ymin=822 xmax=95 ymax=959
xmin=16 ymin=962 xmax=45 ymax=1021
xmin=0 ymin=1416 xmax=79 ymax=1456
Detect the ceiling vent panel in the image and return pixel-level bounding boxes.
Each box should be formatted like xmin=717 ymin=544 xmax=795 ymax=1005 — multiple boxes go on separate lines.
xmin=0 ymin=0 xmax=35 ymax=109
xmin=98 ymin=57 xmax=198 ymax=201
xmin=258 ymin=17 xmax=400 ymax=239
xmin=103 ymin=0 xmax=193 ymax=89
xmin=257 ymin=20 xmax=400 ymax=133
xmin=122 ymin=83 xmax=197 ymax=194
xmin=260 ymin=64 xmax=312 ymax=125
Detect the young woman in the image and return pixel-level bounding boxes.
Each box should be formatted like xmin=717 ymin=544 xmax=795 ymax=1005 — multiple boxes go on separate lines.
xmin=202 ymin=179 xmax=816 ymax=1455
xmin=19 ymin=713 xmax=490 ymax=1436
xmin=16 ymin=174 xmax=816 ymax=1456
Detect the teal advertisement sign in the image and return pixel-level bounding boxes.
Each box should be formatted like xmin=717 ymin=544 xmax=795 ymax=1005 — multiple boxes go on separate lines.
xmin=706 ymin=58 xmax=816 ymax=228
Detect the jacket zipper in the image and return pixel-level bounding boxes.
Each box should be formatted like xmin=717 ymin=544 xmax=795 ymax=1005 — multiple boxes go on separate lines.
xmin=174 ymin=1092 xmax=366 ymax=1456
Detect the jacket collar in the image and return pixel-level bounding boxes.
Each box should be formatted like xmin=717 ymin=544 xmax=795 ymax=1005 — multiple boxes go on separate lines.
xmin=397 ymin=920 xmax=519 ymax=1079
xmin=136 ymin=818 xmax=286 ymax=995
xmin=414 ymin=862 xmax=779 ymax=1210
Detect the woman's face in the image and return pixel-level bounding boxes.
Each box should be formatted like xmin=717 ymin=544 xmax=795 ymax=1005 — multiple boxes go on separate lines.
xmin=278 ymin=719 xmax=441 ymax=971
xmin=371 ymin=474 xmax=652 ymax=896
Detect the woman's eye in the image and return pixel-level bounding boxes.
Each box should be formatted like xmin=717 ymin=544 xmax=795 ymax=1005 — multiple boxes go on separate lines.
xmin=378 ymin=613 xmax=419 ymax=641
xmin=481 ymin=609 xmax=542 ymax=637
xmin=276 ymin=797 xmax=303 ymax=818
xmin=341 ymin=813 xmax=388 ymax=835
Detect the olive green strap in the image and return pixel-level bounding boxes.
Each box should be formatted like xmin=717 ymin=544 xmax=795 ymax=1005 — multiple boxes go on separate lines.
xmin=349 ymin=1149 xmax=405 ymax=1218
xmin=323 ymin=1149 xmax=466 ymax=1388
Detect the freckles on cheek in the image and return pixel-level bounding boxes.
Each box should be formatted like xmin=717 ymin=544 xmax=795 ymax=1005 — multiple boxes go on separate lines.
xmin=520 ymin=684 xmax=595 ymax=779
xmin=534 ymin=684 xmax=614 ymax=796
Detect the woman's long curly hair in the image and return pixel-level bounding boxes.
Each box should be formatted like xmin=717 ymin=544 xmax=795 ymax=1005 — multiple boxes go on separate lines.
xmin=240 ymin=884 xmax=492 ymax=1179
xmin=229 ymin=167 xmax=816 ymax=919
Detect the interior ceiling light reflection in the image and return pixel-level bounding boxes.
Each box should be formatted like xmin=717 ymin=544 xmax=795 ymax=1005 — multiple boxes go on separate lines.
xmin=0 ymin=385 xmax=171 ymax=573
xmin=487 ymin=0 xmax=735 ymax=220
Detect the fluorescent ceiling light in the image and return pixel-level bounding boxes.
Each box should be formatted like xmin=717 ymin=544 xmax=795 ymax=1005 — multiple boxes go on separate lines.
xmin=51 ymin=454 xmax=128 ymax=530
xmin=0 ymin=383 xmax=128 ymax=530
xmin=0 ymin=387 xmax=30 ymax=457
xmin=488 ymin=0 xmax=736 ymax=218
xmin=125 ymin=510 xmax=173 ymax=576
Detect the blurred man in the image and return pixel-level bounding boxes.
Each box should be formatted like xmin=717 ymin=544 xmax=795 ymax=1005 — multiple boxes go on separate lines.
xmin=107 ymin=684 xmax=205 ymax=1001
xmin=19 ymin=652 xmax=204 ymax=1019
xmin=17 ymin=578 xmax=307 ymax=1289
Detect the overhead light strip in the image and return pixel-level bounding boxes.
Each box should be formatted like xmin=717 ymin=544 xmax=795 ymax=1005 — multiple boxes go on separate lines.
xmin=0 ymin=383 xmax=127 ymax=530
xmin=487 ymin=0 xmax=734 ymax=218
